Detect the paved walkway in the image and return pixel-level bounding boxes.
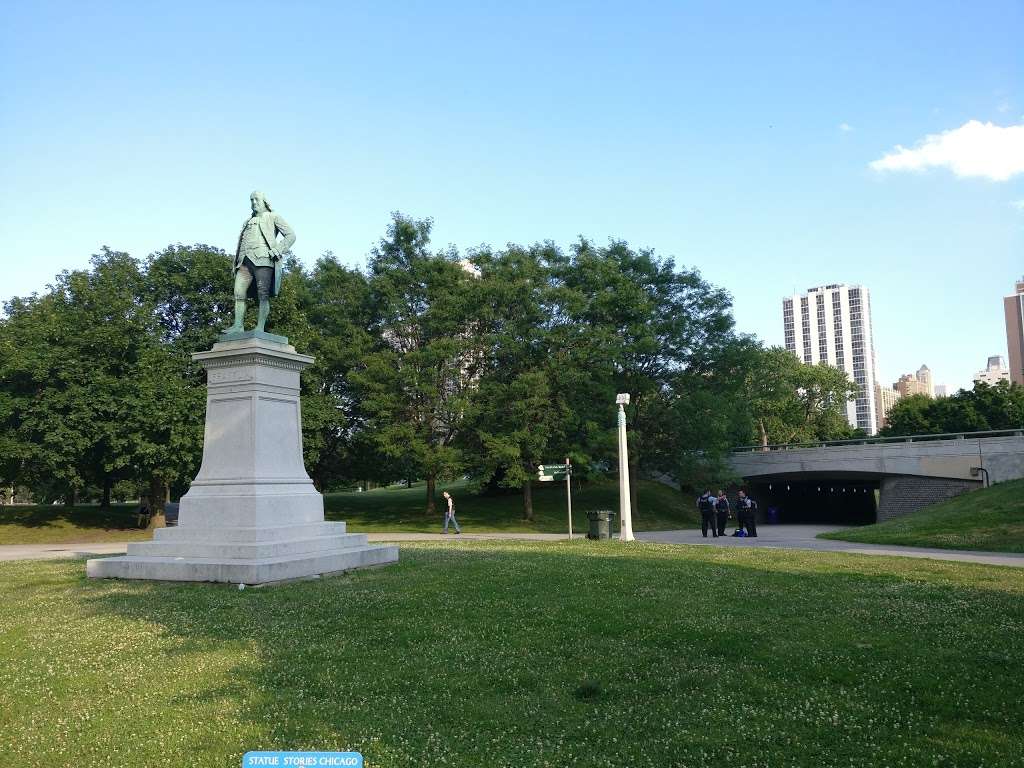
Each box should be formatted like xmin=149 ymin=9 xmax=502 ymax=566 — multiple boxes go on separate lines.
xmin=0 ymin=533 xmax=566 ymax=562
xmin=2 ymin=526 xmax=1023 ymax=568
xmin=636 ymin=525 xmax=1024 ymax=569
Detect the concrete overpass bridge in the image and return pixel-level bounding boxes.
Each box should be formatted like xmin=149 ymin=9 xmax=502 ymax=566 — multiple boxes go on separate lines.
xmin=728 ymin=430 xmax=1024 ymax=524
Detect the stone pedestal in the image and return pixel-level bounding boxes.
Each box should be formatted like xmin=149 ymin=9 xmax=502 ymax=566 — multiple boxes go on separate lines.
xmin=87 ymin=333 xmax=398 ymax=584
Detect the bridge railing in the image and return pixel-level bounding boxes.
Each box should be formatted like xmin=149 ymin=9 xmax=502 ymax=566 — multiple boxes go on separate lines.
xmin=731 ymin=428 xmax=1024 ymax=453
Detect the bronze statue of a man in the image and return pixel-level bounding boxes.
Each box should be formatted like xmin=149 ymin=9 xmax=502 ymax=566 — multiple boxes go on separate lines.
xmin=225 ymin=191 xmax=296 ymax=334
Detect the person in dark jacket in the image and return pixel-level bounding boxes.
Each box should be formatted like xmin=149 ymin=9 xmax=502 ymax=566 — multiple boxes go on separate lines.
xmin=715 ymin=490 xmax=730 ymax=537
xmin=737 ymin=490 xmax=758 ymax=537
xmin=697 ymin=490 xmax=717 ymax=537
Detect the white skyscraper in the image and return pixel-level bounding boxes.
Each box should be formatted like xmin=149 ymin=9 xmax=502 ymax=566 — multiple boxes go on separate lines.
xmin=974 ymin=355 xmax=1010 ymax=386
xmin=783 ymin=284 xmax=879 ymax=434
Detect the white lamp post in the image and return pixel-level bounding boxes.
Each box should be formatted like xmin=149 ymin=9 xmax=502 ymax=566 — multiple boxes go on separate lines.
xmin=616 ymin=393 xmax=635 ymax=542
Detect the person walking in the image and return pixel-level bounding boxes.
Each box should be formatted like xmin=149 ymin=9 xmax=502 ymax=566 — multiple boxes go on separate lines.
xmin=441 ymin=490 xmax=461 ymax=534
xmin=737 ymin=490 xmax=758 ymax=537
xmin=715 ymin=490 xmax=731 ymax=537
xmin=697 ymin=489 xmax=717 ymax=537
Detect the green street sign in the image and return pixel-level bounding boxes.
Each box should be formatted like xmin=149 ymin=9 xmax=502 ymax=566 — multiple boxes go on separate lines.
xmin=537 ymin=463 xmax=571 ymax=482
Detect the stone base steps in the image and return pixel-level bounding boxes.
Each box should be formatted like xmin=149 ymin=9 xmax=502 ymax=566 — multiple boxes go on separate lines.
xmin=153 ymin=521 xmax=346 ymax=542
xmin=86 ymin=543 xmax=399 ymax=584
xmin=128 ymin=532 xmax=368 ymax=560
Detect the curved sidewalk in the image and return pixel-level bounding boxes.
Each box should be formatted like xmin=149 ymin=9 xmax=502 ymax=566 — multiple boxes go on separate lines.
xmin=2 ymin=526 xmax=1023 ymax=568
xmin=637 ymin=525 xmax=1024 ymax=569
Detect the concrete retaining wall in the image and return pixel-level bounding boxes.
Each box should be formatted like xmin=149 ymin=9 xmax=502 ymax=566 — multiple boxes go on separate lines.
xmin=877 ymin=476 xmax=981 ymax=522
xmin=731 ymin=435 xmax=1024 ymax=484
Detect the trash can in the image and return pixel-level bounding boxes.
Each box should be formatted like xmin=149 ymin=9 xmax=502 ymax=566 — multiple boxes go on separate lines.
xmin=164 ymin=502 xmax=180 ymax=527
xmin=586 ymin=509 xmax=617 ymax=540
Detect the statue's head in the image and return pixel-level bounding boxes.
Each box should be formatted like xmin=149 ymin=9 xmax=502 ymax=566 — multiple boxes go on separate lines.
xmin=249 ymin=190 xmax=272 ymax=214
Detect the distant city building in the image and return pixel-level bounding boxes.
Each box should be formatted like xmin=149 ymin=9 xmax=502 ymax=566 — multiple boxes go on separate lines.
xmin=934 ymin=384 xmax=949 ymax=398
xmin=874 ymin=383 xmax=902 ymax=432
xmin=893 ymin=365 xmax=935 ymax=398
xmin=974 ymin=355 xmax=1010 ymax=386
xmin=783 ymin=284 xmax=878 ymax=434
xmin=1004 ymin=279 xmax=1024 ymax=386
xmin=915 ymin=364 xmax=934 ymax=397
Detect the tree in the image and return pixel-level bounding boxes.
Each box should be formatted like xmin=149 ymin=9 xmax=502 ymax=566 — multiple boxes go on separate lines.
xmin=552 ymin=239 xmax=737 ymax=514
xmin=463 ymin=243 xmax=568 ymax=520
xmin=286 ymin=255 xmax=383 ymax=490
xmin=743 ymin=347 xmax=859 ymax=446
xmin=882 ymin=381 xmax=1024 ymax=437
xmin=145 ymin=244 xmax=234 ymax=354
xmin=663 ymin=335 xmax=765 ymax=491
xmin=0 ymin=249 xmax=210 ymax=509
xmin=353 ymin=214 xmax=484 ymax=514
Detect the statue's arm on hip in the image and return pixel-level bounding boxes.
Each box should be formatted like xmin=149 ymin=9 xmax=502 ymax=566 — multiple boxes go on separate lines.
xmin=270 ymin=214 xmax=296 ymax=258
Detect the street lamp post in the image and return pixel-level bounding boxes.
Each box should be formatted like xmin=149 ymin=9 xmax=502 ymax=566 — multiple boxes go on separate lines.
xmin=616 ymin=393 xmax=635 ymax=542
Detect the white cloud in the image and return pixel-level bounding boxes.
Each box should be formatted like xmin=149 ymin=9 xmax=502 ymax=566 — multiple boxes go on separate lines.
xmin=839 ymin=122 xmax=854 ymax=132
xmin=870 ymin=120 xmax=1024 ymax=182
xmin=1012 ymin=200 xmax=1024 ymax=211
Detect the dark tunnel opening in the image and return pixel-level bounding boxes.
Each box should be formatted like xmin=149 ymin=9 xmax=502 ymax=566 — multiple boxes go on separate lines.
xmin=743 ymin=476 xmax=879 ymax=525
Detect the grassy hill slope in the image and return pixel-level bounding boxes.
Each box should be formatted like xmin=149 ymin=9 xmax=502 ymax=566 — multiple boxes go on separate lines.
xmin=0 ymin=479 xmax=695 ymax=544
xmin=0 ymin=504 xmax=152 ymax=545
xmin=325 ymin=478 xmax=695 ymax=533
xmin=820 ymin=477 xmax=1024 ymax=552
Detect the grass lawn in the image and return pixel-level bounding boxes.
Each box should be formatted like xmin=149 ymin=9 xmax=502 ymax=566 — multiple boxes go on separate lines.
xmin=0 ymin=503 xmax=154 ymax=545
xmin=821 ymin=478 xmax=1024 ymax=553
xmin=2 ymin=542 xmax=1023 ymax=767
xmin=0 ymin=479 xmax=694 ymax=544
xmin=325 ymin=478 xmax=694 ymax=533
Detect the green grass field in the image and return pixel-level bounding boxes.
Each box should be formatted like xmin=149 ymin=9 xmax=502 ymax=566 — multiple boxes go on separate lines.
xmin=1 ymin=542 xmax=1022 ymax=767
xmin=0 ymin=503 xmax=153 ymax=545
xmin=324 ymin=478 xmax=694 ymax=533
xmin=0 ymin=479 xmax=695 ymax=544
xmin=821 ymin=478 xmax=1024 ymax=553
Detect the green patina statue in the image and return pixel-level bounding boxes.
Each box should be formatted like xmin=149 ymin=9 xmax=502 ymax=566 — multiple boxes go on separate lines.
xmin=224 ymin=190 xmax=296 ymax=335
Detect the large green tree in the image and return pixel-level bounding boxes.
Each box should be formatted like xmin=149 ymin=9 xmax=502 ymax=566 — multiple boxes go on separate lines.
xmin=552 ymin=239 xmax=737 ymax=514
xmin=743 ymin=346 xmax=860 ymax=446
xmin=882 ymin=381 xmax=1024 ymax=436
xmin=0 ymin=249 xmax=204 ymax=507
xmin=353 ymin=214 xmax=484 ymax=514
xmin=463 ymin=243 xmax=569 ymax=520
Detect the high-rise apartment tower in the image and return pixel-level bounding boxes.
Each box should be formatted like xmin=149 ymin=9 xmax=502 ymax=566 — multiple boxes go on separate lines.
xmin=783 ymin=284 xmax=878 ymax=434
xmin=1004 ymin=279 xmax=1024 ymax=386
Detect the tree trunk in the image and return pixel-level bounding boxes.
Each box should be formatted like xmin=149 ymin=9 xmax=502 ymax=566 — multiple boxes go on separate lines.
xmin=406 ymin=477 xmax=413 ymax=489
xmin=64 ymin=487 xmax=76 ymax=508
xmin=100 ymin=476 xmax=112 ymax=509
xmin=522 ymin=478 xmax=534 ymax=521
xmin=425 ymin=475 xmax=436 ymax=515
xmin=758 ymin=419 xmax=769 ymax=450
xmin=149 ymin=477 xmax=163 ymax=513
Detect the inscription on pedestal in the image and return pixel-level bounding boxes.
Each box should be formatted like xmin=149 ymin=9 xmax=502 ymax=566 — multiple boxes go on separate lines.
xmin=209 ymin=369 xmax=255 ymax=385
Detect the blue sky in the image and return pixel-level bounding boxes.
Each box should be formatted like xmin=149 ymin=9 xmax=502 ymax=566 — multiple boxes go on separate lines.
xmin=2 ymin=1 xmax=1021 ymax=391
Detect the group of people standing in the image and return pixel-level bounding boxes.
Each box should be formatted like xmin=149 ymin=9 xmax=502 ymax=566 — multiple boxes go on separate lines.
xmin=696 ymin=489 xmax=758 ymax=538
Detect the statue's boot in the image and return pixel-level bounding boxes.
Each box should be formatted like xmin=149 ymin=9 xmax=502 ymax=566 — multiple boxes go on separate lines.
xmin=225 ymin=300 xmax=247 ymax=333
xmin=254 ymin=299 xmax=270 ymax=333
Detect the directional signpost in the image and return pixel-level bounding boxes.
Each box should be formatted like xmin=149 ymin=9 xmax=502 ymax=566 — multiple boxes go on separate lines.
xmin=537 ymin=459 xmax=573 ymax=539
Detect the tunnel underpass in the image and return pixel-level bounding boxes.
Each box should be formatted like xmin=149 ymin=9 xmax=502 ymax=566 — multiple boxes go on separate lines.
xmin=745 ymin=473 xmax=879 ymax=525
